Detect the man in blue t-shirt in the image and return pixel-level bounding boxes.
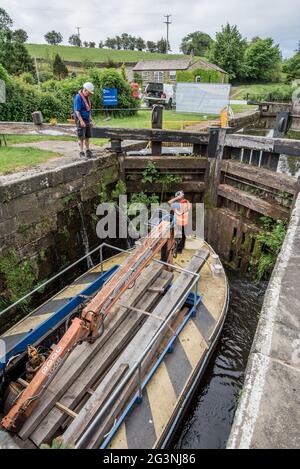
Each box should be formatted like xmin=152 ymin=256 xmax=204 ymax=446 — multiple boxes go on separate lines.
xmin=74 ymin=82 xmax=94 ymax=158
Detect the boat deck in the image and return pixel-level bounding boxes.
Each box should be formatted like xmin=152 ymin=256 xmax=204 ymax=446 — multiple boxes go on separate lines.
xmin=108 ymin=238 xmax=228 ymax=449
xmin=0 ymin=238 xmax=228 ymax=449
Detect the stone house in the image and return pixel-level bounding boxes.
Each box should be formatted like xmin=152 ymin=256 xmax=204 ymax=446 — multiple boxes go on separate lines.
xmin=132 ymin=58 xmax=227 ymax=87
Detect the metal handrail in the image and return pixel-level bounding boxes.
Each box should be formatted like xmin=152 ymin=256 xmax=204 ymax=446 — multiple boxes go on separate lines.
xmin=0 ymin=242 xmax=111 ymax=318
xmin=75 ymin=245 xmax=200 ymax=448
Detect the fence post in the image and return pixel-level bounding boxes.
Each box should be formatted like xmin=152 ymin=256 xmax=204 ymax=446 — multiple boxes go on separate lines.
xmin=151 ymin=105 xmax=163 ymax=156
xmin=110 ymin=139 xmax=125 ymax=181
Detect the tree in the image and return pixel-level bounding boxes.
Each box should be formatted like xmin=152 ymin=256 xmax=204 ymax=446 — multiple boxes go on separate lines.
xmin=121 ymin=63 xmax=127 ymax=81
xmin=115 ymin=36 xmax=122 ymax=50
xmin=13 ymin=29 xmax=28 ymax=43
xmin=83 ymin=41 xmax=89 ymax=47
xmin=0 ymin=30 xmax=33 ymax=75
xmin=283 ymin=51 xmax=300 ymax=81
xmin=128 ymin=35 xmax=136 ymax=50
xmin=68 ymin=34 xmax=81 ymax=47
xmin=146 ymin=41 xmax=157 ymax=53
xmin=98 ymin=41 xmax=104 ymax=48
xmin=52 ymin=53 xmax=69 ymax=79
xmin=89 ymin=42 xmax=96 ymax=48
xmin=0 ymin=8 xmax=13 ymax=31
xmin=209 ymin=23 xmax=247 ymax=80
xmin=156 ymin=38 xmax=168 ymax=54
xmin=244 ymin=38 xmax=282 ymax=81
xmin=136 ymin=37 xmax=145 ymax=51
xmin=180 ymin=31 xmax=213 ymax=57
xmin=105 ymin=37 xmax=117 ymax=49
xmin=121 ymin=33 xmax=130 ymax=50
xmin=44 ymin=30 xmax=63 ymax=45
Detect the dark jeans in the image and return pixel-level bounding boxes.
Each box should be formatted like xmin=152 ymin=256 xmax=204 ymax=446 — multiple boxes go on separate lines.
xmin=176 ymin=225 xmax=186 ymax=253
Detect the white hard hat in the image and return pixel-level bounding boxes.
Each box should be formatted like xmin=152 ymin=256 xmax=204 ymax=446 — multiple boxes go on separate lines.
xmin=83 ymin=82 xmax=94 ymax=94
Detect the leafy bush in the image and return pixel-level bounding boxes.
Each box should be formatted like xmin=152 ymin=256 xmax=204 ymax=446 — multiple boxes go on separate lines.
xmin=244 ymin=84 xmax=293 ymax=102
xmin=177 ymin=67 xmax=222 ymax=83
xmin=0 ymin=66 xmax=138 ymax=122
xmin=251 ymin=217 xmax=287 ymax=281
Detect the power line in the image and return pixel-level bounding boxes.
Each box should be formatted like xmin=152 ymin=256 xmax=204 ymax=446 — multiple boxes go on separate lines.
xmin=163 ymin=14 xmax=172 ymax=53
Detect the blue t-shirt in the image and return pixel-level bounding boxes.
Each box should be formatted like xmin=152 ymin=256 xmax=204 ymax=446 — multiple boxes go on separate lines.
xmin=74 ymin=93 xmax=91 ymax=121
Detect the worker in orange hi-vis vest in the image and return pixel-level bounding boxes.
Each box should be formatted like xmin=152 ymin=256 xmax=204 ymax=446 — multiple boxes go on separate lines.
xmin=168 ymin=191 xmax=191 ymax=253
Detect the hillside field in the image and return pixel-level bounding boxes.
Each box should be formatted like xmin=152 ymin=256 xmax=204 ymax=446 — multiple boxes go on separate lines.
xmin=26 ymin=44 xmax=186 ymax=63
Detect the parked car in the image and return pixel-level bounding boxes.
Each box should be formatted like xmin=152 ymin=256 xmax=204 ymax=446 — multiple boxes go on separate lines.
xmin=144 ymin=83 xmax=174 ymax=109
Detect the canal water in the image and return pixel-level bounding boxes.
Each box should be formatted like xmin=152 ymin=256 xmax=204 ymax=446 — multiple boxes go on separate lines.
xmin=171 ymin=269 xmax=267 ymax=449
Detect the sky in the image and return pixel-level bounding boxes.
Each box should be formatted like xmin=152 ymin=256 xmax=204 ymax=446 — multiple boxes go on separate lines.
xmin=2 ymin=0 xmax=300 ymax=58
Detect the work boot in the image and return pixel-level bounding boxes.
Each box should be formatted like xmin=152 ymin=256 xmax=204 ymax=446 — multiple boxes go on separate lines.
xmin=86 ymin=149 xmax=93 ymax=159
xmin=79 ymin=151 xmax=86 ymax=159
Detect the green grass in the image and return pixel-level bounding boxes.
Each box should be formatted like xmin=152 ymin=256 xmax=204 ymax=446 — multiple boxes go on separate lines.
xmin=26 ymin=43 xmax=187 ymax=64
xmin=230 ymin=83 xmax=288 ymax=100
xmin=5 ymin=134 xmax=108 ymax=147
xmin=94 ymin=110 xmax=216 ymax=129
xmin=5 ymin=135 xmax=75 ymax=145
xmin=230 ymin=103 xmax=258 ymax=113
xmin=0 ymin=147 xmax=61 ymax=174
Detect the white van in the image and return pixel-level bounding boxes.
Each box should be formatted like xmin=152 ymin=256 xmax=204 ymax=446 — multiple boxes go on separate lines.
xmin=144 ymin=83 xmax=174 ymax=109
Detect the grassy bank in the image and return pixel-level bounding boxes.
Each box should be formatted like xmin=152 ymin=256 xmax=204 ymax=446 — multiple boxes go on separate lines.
xmin=26 ymin=43 xmax=186 ymax=63
xmin=231 ymin=83 xmax=292 ymax=101
xmin=0 ymin=147 xmax=61 ymax=174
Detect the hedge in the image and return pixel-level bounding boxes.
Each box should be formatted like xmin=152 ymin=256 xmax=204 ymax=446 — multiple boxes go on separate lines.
xmin=177 ymin=68 xmax=225 ymax=84
xmin=243 ymin=84 xmax=293 ymax=102
xmin=0 ymin=67 xmax=139 ymax=122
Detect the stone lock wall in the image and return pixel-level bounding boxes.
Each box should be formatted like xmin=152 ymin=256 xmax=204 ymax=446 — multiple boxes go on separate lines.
xmin=0 ymin=153 xmax=119 ymax=315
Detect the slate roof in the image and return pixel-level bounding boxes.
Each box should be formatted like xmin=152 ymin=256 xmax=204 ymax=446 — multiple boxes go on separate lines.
xmin=133 ymin=58 xmax=227 ymax=74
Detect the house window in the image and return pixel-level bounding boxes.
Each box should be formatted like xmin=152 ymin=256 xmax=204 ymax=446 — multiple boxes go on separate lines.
xmin=142 ymin=71 xmax=149 ymax=81
xmin=195 ymin=75 xmax=201 ymax=83
xmin=154 ymin=71 xmax=164 ymax=83
xmin=169 ymin=70 xmax=176 ymax=80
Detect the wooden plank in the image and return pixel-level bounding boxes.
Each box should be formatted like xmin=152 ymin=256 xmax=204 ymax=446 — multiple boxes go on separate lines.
xmin=124 ymin=156 xmax=208 ymax=170
xmin=225 ymin=134 xmax=300 ymax=156
xmin=225 ymin=134 xmax=275 ymax=152
xmin=62 ymin=250 xmax=209 ymax=446
xmin=126 ymin=181 xmax=205 ymax=194
xmin=218 ymin=183 xmax=290 ymax=220
xmin=92 ymin=127 xmax=209 ymax=145
xmin=29 ymin=271 xmax=173 ymax=446
xmin=19 ymin=263 xmax=164 ymax=440
xmin=220 ymin=160 xmax=297 ymax=194
xmin=54 ymin=403 xmax=78 ymax=419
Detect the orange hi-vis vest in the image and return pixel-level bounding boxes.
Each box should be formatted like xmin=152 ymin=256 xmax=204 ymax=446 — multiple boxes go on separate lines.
xmin=174 ymin=199 xmax=191 ymax=226
xmin=79 ymin=90 xmax=91 ymax=112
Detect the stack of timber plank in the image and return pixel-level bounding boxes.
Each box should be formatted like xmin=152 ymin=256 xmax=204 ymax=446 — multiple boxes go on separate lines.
xmin=18 ymin=262 xmax=172 ymax=446
xmin=62 ymin=249 xmax=209 ymax=448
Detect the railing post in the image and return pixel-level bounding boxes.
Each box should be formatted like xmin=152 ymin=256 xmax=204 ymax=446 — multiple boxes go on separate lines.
xmin=206 ymin=125 xmax=227 ymax=206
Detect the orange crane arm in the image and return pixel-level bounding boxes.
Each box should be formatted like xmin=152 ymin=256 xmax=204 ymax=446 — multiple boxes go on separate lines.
xmin=1 ymin=219 xmax=173 ymax=432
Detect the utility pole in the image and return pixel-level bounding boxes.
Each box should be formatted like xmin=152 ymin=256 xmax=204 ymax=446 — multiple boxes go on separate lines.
xmin=76 ymin=26 xmax=81 ymax=39
xmin=163 ymin=14 xmax=172 ymax=53
xmin=34 ymin=57 xmax=40 ymax=87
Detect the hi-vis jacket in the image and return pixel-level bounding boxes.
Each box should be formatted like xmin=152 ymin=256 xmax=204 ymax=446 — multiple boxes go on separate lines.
xmin=174 ymin=199 xmax=191 ymax=226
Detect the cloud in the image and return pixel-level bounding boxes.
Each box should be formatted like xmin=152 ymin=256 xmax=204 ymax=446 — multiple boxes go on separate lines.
xmin=2 ymin=0 xmax=299 ymax=56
